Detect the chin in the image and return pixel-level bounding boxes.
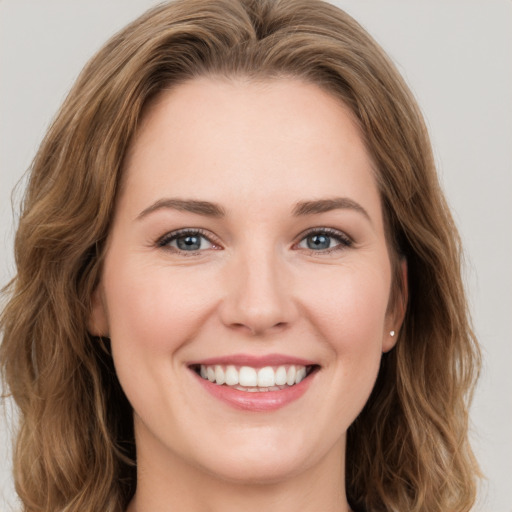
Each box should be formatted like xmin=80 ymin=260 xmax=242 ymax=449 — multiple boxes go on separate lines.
xmin=200 ymin=450 xmax=313 ymax=485
xmin=182 ymin=424 xmax=337 ymax=486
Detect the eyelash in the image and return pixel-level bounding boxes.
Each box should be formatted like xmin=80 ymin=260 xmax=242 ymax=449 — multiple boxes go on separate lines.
xmin=157 ymin=228 xmax=220 ymax=255
xmin=156 ymin=227 xmax=353 ymax=254
xmin=295 ymin=227 xmax=353 ymax=254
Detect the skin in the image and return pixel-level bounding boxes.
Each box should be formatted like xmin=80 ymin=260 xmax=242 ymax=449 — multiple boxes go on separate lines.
xmin=89 ymin=77 xmax=404 ymax=512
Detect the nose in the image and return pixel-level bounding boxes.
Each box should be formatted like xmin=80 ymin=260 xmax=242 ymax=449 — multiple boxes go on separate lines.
xmin=218 ymin=248 xmax=298 ymax=336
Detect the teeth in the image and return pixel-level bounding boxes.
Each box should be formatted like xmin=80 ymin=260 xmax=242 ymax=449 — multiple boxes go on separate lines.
xmin=257 ymin=366 xmax=275 ymax=387
xmin=295 ymin=366 xmax=307 ymax=384
xmin=225 ymin=365 xmax=239 ymax=386
xmin=275 ymin=366 xmax=287 ymax=386
xmin=286 ymin=365 xmax=296 ymax=386
xmin=239 ymin=366 xmax=257 ymax=387
xmin=214 ymin=365 xmax=225 ymax=385
xmin=197 ymin=363 xmax=311 ymax=390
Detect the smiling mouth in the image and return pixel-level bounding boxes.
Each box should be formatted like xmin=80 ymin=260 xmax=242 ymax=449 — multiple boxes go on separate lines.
xmin=190 ymin=364 xmax=319 ymax=392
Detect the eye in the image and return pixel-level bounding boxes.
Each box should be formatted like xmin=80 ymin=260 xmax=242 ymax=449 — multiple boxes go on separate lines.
xmin=296 ymin=228 xmax=352 ymax=252
xmin=157 ymin=229 xmax=219 ymax=253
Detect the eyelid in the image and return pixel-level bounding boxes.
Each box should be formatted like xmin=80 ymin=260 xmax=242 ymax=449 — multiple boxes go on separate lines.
xmin=155 ymin=226 xmax=352 ymax=254
xmin=156 ymin=228 xmax=223 ymax=252
xmin=294 ymin=227 xmax=353 ymax=252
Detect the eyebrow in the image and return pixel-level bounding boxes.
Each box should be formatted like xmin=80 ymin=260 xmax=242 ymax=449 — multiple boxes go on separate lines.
xmin=292 ymin=197 xmax=370 ymax=221
xmin=136 ymin=196 xmax=370 ymax=222
xmin=136 ymin=198 xmax=226 ymax=219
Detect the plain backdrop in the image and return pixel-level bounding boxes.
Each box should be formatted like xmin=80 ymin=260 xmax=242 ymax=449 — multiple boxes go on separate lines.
xmin=1 ymin=1 xmax=511 ymax=511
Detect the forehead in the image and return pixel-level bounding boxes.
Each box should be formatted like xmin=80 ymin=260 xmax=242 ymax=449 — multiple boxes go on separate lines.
xmin=120 ymin=77 xmax=382 ymax=224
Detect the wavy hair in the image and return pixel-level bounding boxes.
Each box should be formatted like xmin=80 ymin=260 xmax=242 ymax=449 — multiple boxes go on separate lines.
xmin=1 ymin=0 xmax=481 ymax=510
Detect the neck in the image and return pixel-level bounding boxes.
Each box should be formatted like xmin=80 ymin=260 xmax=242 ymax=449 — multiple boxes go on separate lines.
xmin=127 ymin=429 xmax=351 ymax=512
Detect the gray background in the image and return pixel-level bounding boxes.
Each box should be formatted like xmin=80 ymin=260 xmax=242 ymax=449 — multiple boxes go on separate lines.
xmin=1 ymin=1 xmax=511 ymax=511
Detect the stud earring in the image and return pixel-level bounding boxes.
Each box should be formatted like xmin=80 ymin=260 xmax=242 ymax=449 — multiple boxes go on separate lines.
xmin=390 ymin=330 xmax=395 ymax=337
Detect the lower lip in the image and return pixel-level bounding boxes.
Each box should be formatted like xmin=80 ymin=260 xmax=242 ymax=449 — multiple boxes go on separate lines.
xmin=192 ymin=370 xmax=315 ymax=412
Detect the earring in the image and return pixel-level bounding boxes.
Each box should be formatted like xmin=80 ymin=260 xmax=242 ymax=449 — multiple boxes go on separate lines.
xmin=390 ymin=330 xmax=395 ymax=337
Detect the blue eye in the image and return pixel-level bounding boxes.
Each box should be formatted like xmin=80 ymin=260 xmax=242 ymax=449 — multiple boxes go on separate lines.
xmin=297 ymin=229 xmax=352 ymax=252
xmin=158 ymin=230 xmax=215 ymax=252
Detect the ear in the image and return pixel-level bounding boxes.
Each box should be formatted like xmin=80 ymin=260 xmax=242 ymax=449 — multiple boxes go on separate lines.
xmin=87 ymin=283 xmax=109 ymax=337
xmin=382 ymin=258 xmax=408 ymax=353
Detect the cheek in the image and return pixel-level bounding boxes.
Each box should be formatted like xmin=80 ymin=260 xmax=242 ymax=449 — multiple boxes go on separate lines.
xmin=281 ymin=260 xmax=392 ymax=435
xmin=300 ymin=259 xmax=391 ymax=412
xmin=103 ymin=261 xmax=218 ymax=423
xmin=103 ymin=260 xmax=218 ymax=358
xmin=303 ymin=263 xmax=391 ymax=349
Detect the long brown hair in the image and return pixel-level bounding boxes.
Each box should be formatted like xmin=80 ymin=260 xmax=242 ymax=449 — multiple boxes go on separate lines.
xmin=1 ymin=1 xmax=481 ymax=510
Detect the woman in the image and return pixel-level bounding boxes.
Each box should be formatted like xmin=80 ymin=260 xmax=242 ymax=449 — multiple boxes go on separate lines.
xmin=0 ymin=0 xmax=481 ymax=511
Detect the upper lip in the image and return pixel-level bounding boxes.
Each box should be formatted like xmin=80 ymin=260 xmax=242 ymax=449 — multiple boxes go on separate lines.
xmin=187 ymin=353 xmax=318 ymax=368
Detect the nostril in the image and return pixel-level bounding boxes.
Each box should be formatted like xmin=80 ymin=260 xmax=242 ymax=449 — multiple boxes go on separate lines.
xmin=227 ymin=321 xmax=288 ymax=336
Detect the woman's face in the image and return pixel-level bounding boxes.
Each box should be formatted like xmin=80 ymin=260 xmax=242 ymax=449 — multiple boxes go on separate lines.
xmin=90 ymin=77 xmax=401 ymax=484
